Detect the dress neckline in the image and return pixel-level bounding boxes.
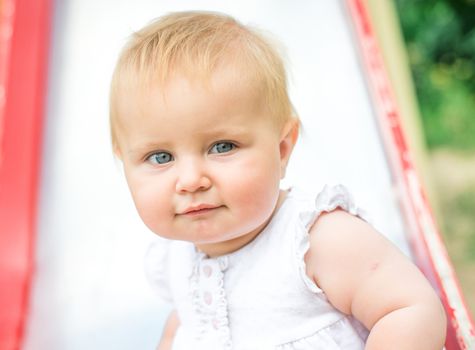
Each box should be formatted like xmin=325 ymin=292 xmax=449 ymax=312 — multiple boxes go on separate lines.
xmin=195 ymin=188 xmax=293 ymax=261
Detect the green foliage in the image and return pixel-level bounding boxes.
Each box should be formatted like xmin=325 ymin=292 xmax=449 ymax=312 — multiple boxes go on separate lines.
xmin=443 ymin=185 xmax=475 ymax=260
xmin=395 ymin=0 xmax=475 ymax=150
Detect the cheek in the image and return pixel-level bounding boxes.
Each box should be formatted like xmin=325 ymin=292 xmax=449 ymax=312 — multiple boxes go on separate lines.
xmin=219 ymin=152 xmax=282 ymax=217
xmin=125 ymin=170 xmax=172 ymax=234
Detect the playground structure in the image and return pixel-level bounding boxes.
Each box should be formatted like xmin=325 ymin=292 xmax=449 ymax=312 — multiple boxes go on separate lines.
xmin=0 ymin=0 xmax=474 ymax=349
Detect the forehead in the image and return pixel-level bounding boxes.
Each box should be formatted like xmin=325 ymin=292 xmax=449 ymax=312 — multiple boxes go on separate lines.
xmin=113 ymin=66 xmax=279 ymax=147
xmin=119 ymin=64 xmax=260 ymax=116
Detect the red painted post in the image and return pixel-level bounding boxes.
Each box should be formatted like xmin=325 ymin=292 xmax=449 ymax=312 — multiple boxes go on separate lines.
xmin=0 ymin=0 xmax=53 ymax=348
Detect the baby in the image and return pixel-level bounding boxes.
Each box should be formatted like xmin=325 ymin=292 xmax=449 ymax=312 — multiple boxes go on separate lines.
xmin=109 ymin=11 xmax=446 ymax=350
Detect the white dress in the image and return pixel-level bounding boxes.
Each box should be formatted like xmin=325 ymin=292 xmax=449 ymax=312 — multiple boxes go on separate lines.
xmin=145 ymin=185 xmax=369 ymax=349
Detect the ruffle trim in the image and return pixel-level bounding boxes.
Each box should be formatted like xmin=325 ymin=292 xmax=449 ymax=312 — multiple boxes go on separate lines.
xmin=296 ymin=184 xmax=368 ymax=294
xmin=189 ymin=252 xmax=232 ymax=349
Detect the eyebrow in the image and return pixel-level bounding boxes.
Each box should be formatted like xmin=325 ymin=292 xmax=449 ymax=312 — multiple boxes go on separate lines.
xmin=127 ymin=141 xmax=171 ymax=156
xmin=126 ymin=126 xmax=249 ymax=156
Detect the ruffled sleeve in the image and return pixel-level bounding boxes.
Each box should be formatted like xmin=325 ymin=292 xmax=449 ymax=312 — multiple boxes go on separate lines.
xmin=144 ymin=237 xmax=173 ymax=303
xmin=296 ymin=184 xmax=368 ymax=294
xmin=312 ymin=184 xmax=368 ymax=225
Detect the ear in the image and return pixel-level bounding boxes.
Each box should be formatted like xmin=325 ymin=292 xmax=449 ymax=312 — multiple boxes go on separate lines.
xmin=279 ymin=118 xmax=299 ymax=179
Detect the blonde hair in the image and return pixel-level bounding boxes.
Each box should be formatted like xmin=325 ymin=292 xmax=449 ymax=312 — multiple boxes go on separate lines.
xmin=110 ymin=11 xmax=294 ymax=149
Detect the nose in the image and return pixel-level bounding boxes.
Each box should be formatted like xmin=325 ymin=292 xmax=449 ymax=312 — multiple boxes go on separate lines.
xmin=175 ymin=158 xmax=212 ymax=193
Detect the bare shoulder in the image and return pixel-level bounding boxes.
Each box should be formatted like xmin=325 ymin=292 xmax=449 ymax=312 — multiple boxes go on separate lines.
xmin=305 ymin=209 xmax=397 ymax=280
xmin=304 ymin=210 xmax=406 ymax=311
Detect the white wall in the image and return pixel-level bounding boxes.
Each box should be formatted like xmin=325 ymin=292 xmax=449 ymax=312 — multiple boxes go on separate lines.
xmin=24 ymin=1 xmax=409 ymax=349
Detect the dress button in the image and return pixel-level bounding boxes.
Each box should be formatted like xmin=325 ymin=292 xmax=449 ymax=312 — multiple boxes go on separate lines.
xmin=203 ymin=291 xmax=212 ymax=305
xmin=212 ymin=318 xmax=219 ymax=329
xmin=203 ymin=265 xmax=213 ymax=277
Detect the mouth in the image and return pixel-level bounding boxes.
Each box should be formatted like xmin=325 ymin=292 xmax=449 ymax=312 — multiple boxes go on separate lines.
xmin=179 ymin=204 xmax=223 ymax=216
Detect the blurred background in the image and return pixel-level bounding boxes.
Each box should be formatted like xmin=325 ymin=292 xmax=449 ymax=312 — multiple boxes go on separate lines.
xmin=0 ymin=0 xmax=474 ymax=349
xmin=394 ymin=0 xmax=475 ymax=316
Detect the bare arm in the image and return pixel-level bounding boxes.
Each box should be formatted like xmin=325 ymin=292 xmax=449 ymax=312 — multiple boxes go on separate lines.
xmin=157 ymin=310 xmax=179 ymax=350
xmin=305 ymin=210 xmax=447 ymax=349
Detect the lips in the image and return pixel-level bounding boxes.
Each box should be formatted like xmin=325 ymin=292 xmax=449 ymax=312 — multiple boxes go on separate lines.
xmin=179 ymin=204 xmax=221 ymax=216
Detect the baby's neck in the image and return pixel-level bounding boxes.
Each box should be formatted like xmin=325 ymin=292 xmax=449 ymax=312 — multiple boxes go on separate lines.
xmin=195 ymin=189 xmax=288 ymax=258
xmin=195 ymin=223 xmax=266 ymax=258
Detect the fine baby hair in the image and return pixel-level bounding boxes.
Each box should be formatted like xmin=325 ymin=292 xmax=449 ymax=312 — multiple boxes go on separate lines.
xmin=110 ymin=10 xmax=446 ymax=350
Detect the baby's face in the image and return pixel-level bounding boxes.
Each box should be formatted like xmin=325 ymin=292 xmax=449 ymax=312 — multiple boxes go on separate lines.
xmin=115 ymin=67 xmax=289 ymax=256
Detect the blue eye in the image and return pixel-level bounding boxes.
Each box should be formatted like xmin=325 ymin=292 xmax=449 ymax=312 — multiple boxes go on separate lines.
xmin=210 ymin=142 xmax=235 ymax=154
xmin=147 ymin=152 xmax=173 ymax=164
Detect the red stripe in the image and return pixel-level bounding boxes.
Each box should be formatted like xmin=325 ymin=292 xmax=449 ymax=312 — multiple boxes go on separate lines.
xmin=0 ymin=0 xmax=52 ymax=348
xmin=346 ymin=0 xmax=475 ymax=348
